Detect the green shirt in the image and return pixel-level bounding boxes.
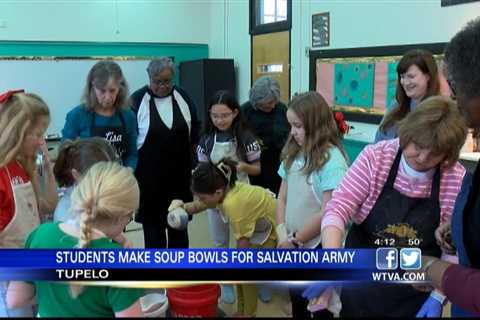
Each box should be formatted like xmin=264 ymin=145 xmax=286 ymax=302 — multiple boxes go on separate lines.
xmin=25 ymin=222 xmax=144 ymax=317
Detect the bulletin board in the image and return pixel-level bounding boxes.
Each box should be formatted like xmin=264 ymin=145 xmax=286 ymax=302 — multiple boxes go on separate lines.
xmin=309 ymin=42 xmax=449 ymax=124
xmin=0 ymin=41 xmax=208 ymax=135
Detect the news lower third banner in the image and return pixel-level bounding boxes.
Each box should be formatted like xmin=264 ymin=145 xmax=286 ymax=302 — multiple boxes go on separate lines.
xmin=0 ymin=248 xmax=425 ymax=283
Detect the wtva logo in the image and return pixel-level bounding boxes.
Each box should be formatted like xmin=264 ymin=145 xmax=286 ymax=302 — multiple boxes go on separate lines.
xmin=376 ymin=248 xmax=422 ymax=270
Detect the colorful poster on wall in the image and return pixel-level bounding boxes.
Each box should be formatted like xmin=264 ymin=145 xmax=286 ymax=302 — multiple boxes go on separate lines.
xmin=386 ymin=62 xmax=398 ymax=111
xmin=334 ymin=63 xmax=374 ymax=108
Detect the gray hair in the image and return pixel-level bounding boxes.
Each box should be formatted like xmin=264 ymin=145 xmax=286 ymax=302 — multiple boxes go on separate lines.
xmin=249 ymin=76 xmax=281 ymax=108
xmin=147 ymin=57 xmax=175 ymax=78
xmin=82 ymin=60 xmax=130 ymax=111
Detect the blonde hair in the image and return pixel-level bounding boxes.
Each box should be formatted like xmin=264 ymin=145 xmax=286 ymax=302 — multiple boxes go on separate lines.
xmin=69 ymin=161 xmax=139 ymax=297
xmin=281 ymin=91 xmax=347 ymax=176
xmin=0 ymin=92 xmax=50 ymax=167
xmin=398 ymin=96 xmax=467 ymax=168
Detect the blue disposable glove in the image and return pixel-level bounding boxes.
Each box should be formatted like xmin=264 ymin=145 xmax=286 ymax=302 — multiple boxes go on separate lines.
xmin=302 ymin=283 xmax=328 ymax=300
xmin=416 ymin=296 xmax=443 ymax=318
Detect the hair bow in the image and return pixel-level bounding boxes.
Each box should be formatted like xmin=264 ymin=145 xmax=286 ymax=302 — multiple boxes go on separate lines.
xmin=0 ymin=89 xmax=24 ymax=103
xmin=334 ymin=112 xmax=350 ymax=135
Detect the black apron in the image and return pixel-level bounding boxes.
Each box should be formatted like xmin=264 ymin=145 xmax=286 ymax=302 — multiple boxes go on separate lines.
xmin=340 ymin=149 xmax=442 ymax=317
xmin=90 ymin=111 xmax=127 ymax=164
xmin=134 ymin=94 xmax=192 ymax=226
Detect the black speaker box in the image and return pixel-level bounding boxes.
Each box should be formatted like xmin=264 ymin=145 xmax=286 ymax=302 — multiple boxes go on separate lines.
xmin=179 ymin=59 xmax=236 ymax=126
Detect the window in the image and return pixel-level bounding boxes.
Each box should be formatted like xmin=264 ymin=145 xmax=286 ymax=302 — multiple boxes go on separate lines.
xmin=250 ymin=0 xmax=291 ymax=35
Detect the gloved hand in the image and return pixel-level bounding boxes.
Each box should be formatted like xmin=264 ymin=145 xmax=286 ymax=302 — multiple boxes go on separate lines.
xmin=168 ymin=199 xmax=185 ymax=212
xmin=416 ymin=296 xmax=443 ymax=318
xmin=275 ymin=223 xmax=288 ymax=243
xmin=302 ymin=283 xmax=329 ymax=300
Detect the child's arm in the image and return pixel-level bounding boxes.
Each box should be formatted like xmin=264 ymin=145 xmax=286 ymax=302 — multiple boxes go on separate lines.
xmin=37 ymin=141 xmax=58 ymax=215
xmin=6 ymin=281 xmax=36 ymax=309
xmin=236 ymin=160 xmax=261 ymax=176
xmin=168 ymin=199 xmax=210 ymax=215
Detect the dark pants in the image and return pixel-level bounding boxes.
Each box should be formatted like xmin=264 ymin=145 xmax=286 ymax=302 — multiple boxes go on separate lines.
xmin=289 ymin=286 xmax=333 ymax=319
xmin=142 ymin=223 xmax=189 ymax=248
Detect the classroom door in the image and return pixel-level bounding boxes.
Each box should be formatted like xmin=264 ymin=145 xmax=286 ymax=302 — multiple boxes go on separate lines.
xmin=252 ymin=30 xmax=290 ymax=103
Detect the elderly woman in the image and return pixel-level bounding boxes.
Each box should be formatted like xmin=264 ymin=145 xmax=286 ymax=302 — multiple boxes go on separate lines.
xmin=300 ymin=96 xmax=467 ymax=317
xmin=62 ymin=61 xmax=138 ymax=169
xmin=241 ymin=76 xmax=289 ymax=194
xmin=130 ymin=57 xmax=200 ymax=248
xmin=375 ymin=49 xmax=440 ymax=143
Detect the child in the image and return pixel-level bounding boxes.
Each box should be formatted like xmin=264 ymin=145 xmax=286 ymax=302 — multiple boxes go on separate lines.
xmin=0 ymin=90 xmax=58 ymax=317
xmin=275 ymin=91 xmax=348 ymax=318
xmin=53 ymin=137 xmax=118 ymax=222
xmin=7 ymin=162 xmax=144 ymax=317
xmin=197 ymin=90 xmax=261 ymax=303
xmin=53 ymin=137 xmax=132 ymax=248
xmin=168 ymin=159 xmax=276 ymax=317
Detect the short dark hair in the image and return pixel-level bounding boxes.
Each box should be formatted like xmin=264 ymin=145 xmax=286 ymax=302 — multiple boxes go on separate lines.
xmin=444 ymin=18 xmax=480 ymax=101
xmin=191 ymin=159 xmax=237 ymax=194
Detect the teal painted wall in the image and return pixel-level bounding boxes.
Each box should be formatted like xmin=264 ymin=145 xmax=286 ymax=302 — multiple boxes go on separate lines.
xmin=343 ymin=139 xmax=369 ymax=164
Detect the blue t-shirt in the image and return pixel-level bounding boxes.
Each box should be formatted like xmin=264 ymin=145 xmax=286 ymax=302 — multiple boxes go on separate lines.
xmin=61 ymin=105 xmax=138 ymax=169
xmin=278 ymin=146 xmax=347 ymax=200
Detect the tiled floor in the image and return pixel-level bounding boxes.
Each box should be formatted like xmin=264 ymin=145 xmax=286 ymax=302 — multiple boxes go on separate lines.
xmin=124 ymin=212 xmax=291 ymax=317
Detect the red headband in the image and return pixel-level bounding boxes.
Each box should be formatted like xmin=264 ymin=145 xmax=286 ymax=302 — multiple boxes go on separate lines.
xmin=0 ymin=89 xmax=24 ymax=104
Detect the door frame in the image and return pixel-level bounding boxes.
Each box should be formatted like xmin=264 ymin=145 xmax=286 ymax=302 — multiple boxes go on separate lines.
xmin=249 ymin=0 xmax=292 ymax=98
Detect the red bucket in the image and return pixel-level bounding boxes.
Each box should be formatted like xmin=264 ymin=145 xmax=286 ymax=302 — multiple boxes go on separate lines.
xmin=167 ymin=284 xmax=220 ymax=317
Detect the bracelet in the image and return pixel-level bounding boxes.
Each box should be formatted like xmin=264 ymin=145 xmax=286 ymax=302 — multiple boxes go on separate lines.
xmin=430 ymin=290 xmax=447 ymax=306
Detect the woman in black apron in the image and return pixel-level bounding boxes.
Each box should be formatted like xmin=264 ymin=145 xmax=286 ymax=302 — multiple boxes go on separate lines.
xmin=61 ymin=61 xmax=138 ymax=170
xmin=131 ymin=57 xmax=199 ymax=248
xmin=303 ymin=96 xmax=467 ymax=317
xmin=241 ymin=76 xmax=289 ymax=195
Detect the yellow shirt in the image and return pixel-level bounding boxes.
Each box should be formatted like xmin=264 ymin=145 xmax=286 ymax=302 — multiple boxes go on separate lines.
xmin=219 ymin=182 xmax=277 ymax=241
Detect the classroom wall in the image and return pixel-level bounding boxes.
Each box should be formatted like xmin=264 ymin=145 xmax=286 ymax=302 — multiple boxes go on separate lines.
xmin=291 ymin=0 xmax=480 ymax=97
xmin=209 ymin=0 xmax=251 ymax=104
xmin=0 ymin=0 xmax=211 ymax=43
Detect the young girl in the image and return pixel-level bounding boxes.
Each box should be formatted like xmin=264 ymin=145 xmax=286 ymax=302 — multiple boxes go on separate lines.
xmin=7 ymin=162 xmax=144 ymax=317
xmin=0 ymin=90 xmax=58 ymax=317
xmin=53 ymin=137 xmax=118 ymax=222
xmin=197 ymin=90 xmax=261 ymax=302
xmin=276 ymin=91 xmax=348 ymax=318
xmin=168 ymin=159 xmax=276 ymax=317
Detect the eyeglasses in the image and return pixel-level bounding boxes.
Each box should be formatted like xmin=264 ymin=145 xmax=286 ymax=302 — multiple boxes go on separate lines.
xmin=447 ymin=78 xmax=457 ymax=99
xmin=210 ymin=112 xmax=233 ymax=120
xmin=150 ymin=78 xmax=173 ymax=87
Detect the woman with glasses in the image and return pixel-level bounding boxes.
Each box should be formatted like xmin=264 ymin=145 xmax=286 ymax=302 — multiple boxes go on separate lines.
xmin=374 ymin=49 xmax=440 ymax=143
xmin=130 ymin=57 xmax=200 ymax=249
xmin=61 ymin=61 xmax=138 ymax=170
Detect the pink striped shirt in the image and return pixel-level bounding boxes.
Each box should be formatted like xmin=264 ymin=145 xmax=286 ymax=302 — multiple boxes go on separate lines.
xmin=321 ymin=139 xmax=466 ymax=232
